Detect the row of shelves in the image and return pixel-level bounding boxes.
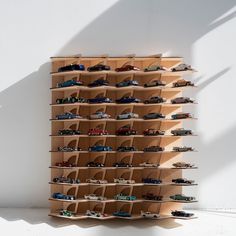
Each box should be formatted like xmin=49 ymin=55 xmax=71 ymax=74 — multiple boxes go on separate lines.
xmin=50 ymin=102 xmax=196 ymax=107
xmin=51 ymin=85 xmax=197 ymax=92
xmin=51 ymin=70 xmax=194 ymax=77
xmin=50 ymin=118 xmax=196 ymax=122
xmin=50 ymin=152 xmax=195 ymax=169
xmin=49 ymin=182 xmax=197 ymax=204
xmin=48 ymin=212 xmax=196 ymax=221
xmin=49 ymin=197 xmax=197 ymax=204
xmin=50 ymin=134 xmax=197 ymax=138
xmin=50 ymin=150 xmax=196 ymax=154
xmin=49 ymin=182 xmax=197 ymax=187
xmin=50 ymin=166 xmax=197 ymax=170
xmin=49 ymin=197 xmax=196 ymax=220
xmin=50 ymin=168 xmax=196 ymax=185
xmin=50 ymin=137 xmax=194 ymax=152
xmin=50 ymin=55 xmax=176 ymax=60
xmin=48 ymin=213 xmax=195 ymax=221
xmin=51 ymin=56 xmax=180 ymax=72
xmin=51 ymin=102 xmax=194 ymax=115
xmin=50 ymin=150 xmax=197 ymax=154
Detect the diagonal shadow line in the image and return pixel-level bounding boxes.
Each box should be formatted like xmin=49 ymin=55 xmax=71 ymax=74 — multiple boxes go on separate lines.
xmin=198 ymin=67 xmax=231 ymax=90
xmin=208 ymin=10 xmax=236 ymax=31
xmin=193 ymin=75 xmax=204 ymax=84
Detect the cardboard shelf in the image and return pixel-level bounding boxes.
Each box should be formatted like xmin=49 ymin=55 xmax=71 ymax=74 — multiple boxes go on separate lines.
xmin=50 ymin=118 xmax=197 ymax=122
xmin=49 ymin=182 xmax=197 ymax=187
xmin=49 ymin=150 xmax=196 ymax=154
xmin=50 ymin=70 xmax=195 ymax=77
xmin=172 ymin=216 xmax=198 ymax=220
xmin=48 ymin=213 xmax=179 ymax=220
xmin=50 ymin=55 xmax=197 ymax=221
xmin=50 ymin=102 xmax=197 ymax=107
xmin=48 ymin=213 xmax=88 ymax=220
xmin=50 ymin=85 xmax=197 ymax=92
xmin=49 ymin=166 xmax=198 ymax=170
xmin=50 ymin=134 xmax=198 ymax=138
xmin=49 ymin=197 xmax=198 ymax=204
xmin=49 ymin=212 xmax=197 ymax=220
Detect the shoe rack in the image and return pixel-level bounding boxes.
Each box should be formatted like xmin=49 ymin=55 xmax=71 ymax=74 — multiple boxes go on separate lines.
xmin=49 ymin=55 xmax=197 ymax=220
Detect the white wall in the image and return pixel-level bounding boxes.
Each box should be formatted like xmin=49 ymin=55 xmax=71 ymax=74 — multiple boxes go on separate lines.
xmin=0 ymin=0 xmax=235 ymax=209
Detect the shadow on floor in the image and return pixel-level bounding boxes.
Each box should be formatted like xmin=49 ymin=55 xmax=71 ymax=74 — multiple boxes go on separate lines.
xmin=0 ymin=208 xmax=182 ymax=229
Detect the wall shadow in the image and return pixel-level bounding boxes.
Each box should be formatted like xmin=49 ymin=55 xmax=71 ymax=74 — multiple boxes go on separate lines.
xmin=0 ymin=0 xmax=235 ymax=230
xmin=0 ymin=63 xmax=51 ymax=207
xmin=57 ymin=0 xmax=236 ymax=62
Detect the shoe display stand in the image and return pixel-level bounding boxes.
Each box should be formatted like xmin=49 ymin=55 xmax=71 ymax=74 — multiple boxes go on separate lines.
xmin=49 ymin=55 xmax=197 ymax=220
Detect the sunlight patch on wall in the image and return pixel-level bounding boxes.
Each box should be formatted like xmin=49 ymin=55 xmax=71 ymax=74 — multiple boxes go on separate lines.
xmin=193 ymin=16 xmax=236 ymax=143
xmin=199 ymin=164 xmax=236 ymax=209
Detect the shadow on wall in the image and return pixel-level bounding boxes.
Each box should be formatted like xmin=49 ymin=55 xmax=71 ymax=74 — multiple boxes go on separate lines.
xmin=57 ymin=0 xmax=236 ymax=61
xmin=195 ymin=68 xmax=231 ymax=86
xmin=0 ymin=63 xmax=51 ymax=207
xmin=0 ymin=0 xmax=235 ymax=228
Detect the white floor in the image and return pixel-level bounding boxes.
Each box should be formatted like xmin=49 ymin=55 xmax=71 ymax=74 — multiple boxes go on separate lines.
xmin=0 ymin=208 xmax=235 ymax=236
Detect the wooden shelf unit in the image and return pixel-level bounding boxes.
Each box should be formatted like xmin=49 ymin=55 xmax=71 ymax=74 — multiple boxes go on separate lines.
xmin=50 ymin=55 xmax=197 ymax=221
